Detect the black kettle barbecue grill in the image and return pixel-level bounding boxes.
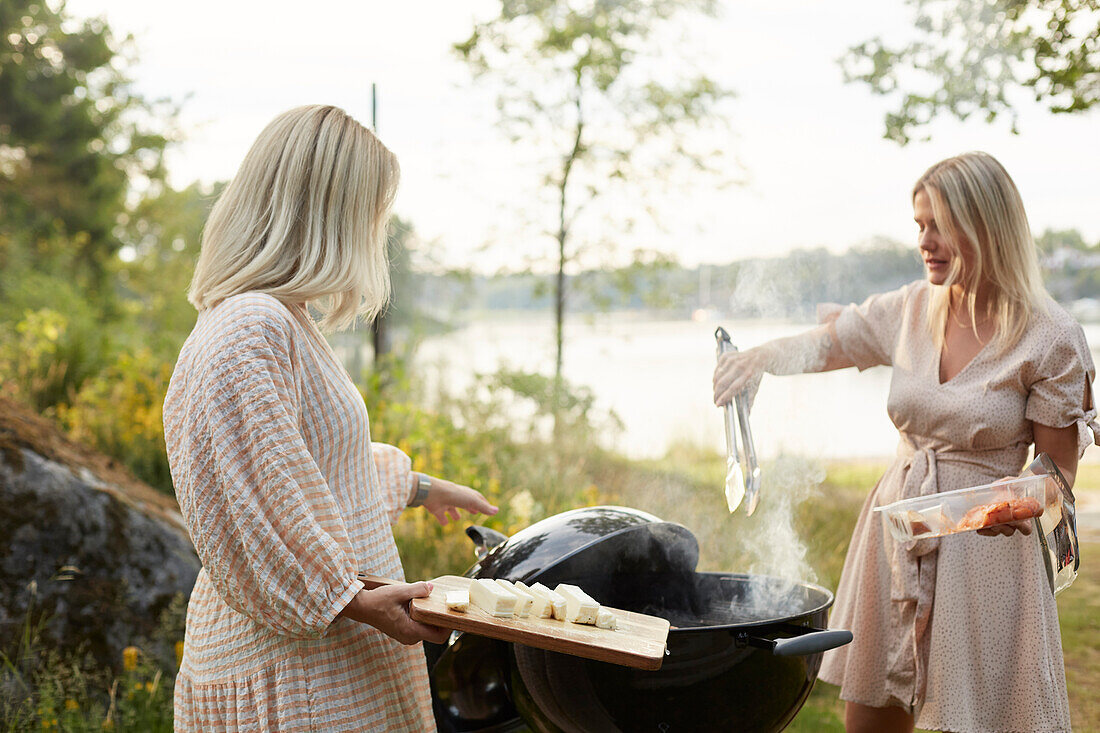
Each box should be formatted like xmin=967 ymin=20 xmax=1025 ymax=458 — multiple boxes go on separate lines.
xmin=425 ymin=506 xmax=853 ymax=733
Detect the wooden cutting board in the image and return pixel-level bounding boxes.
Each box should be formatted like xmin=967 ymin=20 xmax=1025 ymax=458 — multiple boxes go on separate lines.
xmin=358 ymin=574 xmax=669 ymax=671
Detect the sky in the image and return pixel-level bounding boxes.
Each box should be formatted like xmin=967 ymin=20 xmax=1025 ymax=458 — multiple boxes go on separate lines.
xmin=65 ymin=0 xmax=1100 ymax=274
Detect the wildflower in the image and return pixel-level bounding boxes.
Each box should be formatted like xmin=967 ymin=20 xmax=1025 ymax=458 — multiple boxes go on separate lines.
xmin=583 ymin=483 xmax=602 ymax=506
xmin=122 ymin=646 xmax=139 ymax=671
xmin=509 ymin=489 xmax=536 ymax=526
xmin=175 ymin=640 xmax=185 ymax=667
xmin=64 ymin=699 xmax=79 ymax=711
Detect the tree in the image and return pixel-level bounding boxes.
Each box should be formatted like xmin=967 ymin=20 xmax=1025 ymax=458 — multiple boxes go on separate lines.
xmin=455 ymin=0 xmax=735 ymax=395
xmin=0 ymin=0 xmax=171 ymax=302
xmin=842 ymin=0 xmax=1100 ymax=144
xmin=118 ymin=182 xmax=223 ymax=357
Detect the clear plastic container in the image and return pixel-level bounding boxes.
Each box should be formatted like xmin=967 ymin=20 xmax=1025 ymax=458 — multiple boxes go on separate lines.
xmin=875 ymin=474 xmax=1049 ymax=543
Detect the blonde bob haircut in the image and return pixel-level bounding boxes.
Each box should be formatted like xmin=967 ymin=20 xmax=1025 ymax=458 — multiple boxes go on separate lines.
xmin=188 ymin=105 xmax=399 ymax=331
xmin=914 ymin=151 xmax=1046 ymax=353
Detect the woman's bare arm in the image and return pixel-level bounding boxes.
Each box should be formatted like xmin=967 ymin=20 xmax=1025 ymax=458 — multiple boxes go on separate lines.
xmin=1032 ymin=421 xmax=1079 ymax=488
xmin=713 ymin=322 xmax=855 ymax=406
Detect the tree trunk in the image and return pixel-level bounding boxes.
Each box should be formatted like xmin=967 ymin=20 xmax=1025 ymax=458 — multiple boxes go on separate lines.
xmin=553 ymin=87 xmax=584 ymax=436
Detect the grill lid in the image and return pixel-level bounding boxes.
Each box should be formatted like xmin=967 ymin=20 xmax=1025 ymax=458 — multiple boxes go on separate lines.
xmin=467 ymin=505 xmax=700 ymax=584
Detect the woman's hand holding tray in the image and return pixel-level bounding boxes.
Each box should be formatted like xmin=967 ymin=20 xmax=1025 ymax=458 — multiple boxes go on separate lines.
xmin=357 ymin=574 xmax=669 ymax=670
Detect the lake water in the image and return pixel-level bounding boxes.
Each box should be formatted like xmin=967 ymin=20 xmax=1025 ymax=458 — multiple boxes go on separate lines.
xmin=413 ymin=313 xmax=1100 ymax=462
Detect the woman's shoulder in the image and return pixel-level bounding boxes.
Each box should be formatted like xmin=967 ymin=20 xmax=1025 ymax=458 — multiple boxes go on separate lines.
xmin=868 ymin=279 xmax=928 ymax=305
xmin=900 ymin=278 xmax=931 ymax=301
xmin=191 ymin=293 xmax=303 ymax=353
xmin=1028 ymin=296 xmax=1090 ymax=347
xmin=863 ymin=279 xmax=929 ymax=317
xmin=211 ymin=292 xmax=295 ymax=322
xmin=1018 ymin=296 xmax=1095 ymax=374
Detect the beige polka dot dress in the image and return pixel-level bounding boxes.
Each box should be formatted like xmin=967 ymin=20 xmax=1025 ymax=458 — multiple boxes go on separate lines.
xmin=816 ymin=280 xmax=1098 ymax=733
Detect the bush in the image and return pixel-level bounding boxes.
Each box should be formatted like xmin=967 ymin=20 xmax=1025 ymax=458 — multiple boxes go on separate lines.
xmin=0 ymin=307 xmax=109 ymax=416
xmin=0 ymin=591 xmax=183 ymax=732
xmin=56 ymin=350 xmax=175 ymax=494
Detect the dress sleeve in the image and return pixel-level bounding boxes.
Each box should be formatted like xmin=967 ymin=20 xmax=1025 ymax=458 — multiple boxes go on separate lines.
xmin=372 ymin=443 xmax=417 ymax=525
xmin=1025 ymin=323 xmax=1100 ymax=458
xmin=831 ymin=283 xmax=913 ymax=370
xmin=178 ymin=304 xmax=362 ymax=639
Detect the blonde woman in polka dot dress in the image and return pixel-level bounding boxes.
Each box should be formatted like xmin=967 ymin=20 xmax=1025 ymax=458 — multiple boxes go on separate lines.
xmin=713 ymin=152 xmax=1097 ymax=733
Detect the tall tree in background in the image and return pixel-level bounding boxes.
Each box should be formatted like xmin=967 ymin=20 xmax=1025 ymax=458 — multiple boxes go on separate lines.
xmin=119 ymin=182 xmax=222 ymax=356
xmin=0 ymin=0 xmax=177 ymax=414
xmin=0 ymin=0 xmax=170 ymax=304
xmin=455 ymin=0 xmax=734 ymax=396
xmin=842 ymin=0 xmax=1100 ymax=144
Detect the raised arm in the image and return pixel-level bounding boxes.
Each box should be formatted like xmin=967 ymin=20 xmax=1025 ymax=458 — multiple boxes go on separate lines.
xmin=713 ymin=321 xmax=854 ymax=406
xmin=713 ymin=284 xmax=915 ymax=407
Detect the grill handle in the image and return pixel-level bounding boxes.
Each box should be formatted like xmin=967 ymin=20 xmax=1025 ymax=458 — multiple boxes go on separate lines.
xmin=466 ymin=525 xmax=509 ymax=560
xmin=736 ymin=627 xmax=853 ymax=657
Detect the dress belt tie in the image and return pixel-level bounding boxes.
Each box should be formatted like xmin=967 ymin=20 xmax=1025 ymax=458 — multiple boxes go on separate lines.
xmin=884 ymin=440 xmax=1027 ymax=710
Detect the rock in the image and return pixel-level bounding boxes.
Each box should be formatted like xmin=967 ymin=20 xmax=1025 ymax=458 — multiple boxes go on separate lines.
xmin=0 ymin=396 xmax=199 ymax=671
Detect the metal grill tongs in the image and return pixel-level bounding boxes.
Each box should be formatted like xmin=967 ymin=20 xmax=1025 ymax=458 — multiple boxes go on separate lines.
xmin=715 ymin=327 xmax=762 ymax=515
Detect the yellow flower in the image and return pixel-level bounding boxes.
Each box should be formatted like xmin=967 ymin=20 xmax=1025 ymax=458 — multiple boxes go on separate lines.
xmin=64 ymin=699 xmax=79 ymax=711
xmin=122 ymin=646 xmax=139 ymax=671
xmin=583 ymin=484 xmax=602 ymax=506
xmin=508 ymin=490 xmax=536 ymax=526
xmin=144 ymin=682 xmax=155 ymax=692
xmin=175 ymin=640 xmax=185 ymax=667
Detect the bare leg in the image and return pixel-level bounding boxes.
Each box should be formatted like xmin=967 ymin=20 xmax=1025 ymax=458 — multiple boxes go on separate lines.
xmin=845 ymin=701 xmax=914 ymax=733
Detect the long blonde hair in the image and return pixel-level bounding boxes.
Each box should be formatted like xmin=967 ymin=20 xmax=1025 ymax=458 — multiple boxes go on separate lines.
xmin=914 ymin=152 xmax=1046 ymax=353
xmin=188 ymin=105 xmax=399 ymax=331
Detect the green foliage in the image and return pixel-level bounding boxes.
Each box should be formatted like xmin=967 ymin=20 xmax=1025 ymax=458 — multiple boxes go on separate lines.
xmin=0 ymin=590 xmax=182 ymax=732
xmin=0 ymin=0 xmax=206 ymax=493
xmin=842 ymin=0 xmax=1100 ymax=144
xmin=0 ymin=0 xmax=173 ymax=298
xmin=57 ymin=349 xmax=175 ymax=493
xmin=0 ymin=305 xmax=109 ymax=414
xmin=114 ymin=182 xmax=217 ymax=358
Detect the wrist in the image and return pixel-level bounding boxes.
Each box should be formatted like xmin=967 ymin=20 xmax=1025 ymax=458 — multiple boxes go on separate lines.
xmin=752 ymin=344 xmax=779 ymax=375
xmin=340 ymin=589 xmax=374 ymax=624
xmin=408 ymin=472 xmax=431 ymax=507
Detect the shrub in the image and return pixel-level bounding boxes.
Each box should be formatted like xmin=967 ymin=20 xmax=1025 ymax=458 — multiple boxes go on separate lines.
xmin=56 ymin=349 xmax=175 ymax=494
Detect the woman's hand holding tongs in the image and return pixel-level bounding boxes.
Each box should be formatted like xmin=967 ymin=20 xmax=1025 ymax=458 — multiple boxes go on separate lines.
xmin=712 ymin=349 xmax=765 ymax=408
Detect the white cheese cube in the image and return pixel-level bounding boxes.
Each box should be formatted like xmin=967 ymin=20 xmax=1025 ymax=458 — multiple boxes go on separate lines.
xmin=512 ymin=581 xmax=548 ymax=618
xmin=495 ymin=579 xmax=534 ymax=617
xmin=595 ymin=607 xmax=618 ymax=631
xmin=554 ymin=583 xmax=600 ymax=625
xmin=470 ymin=578 xmax=516 ymax=618
xmin=444 ymin=590 xmax=469 ymax=613
xmin=529 ymin=582 xmax=567 ymax=620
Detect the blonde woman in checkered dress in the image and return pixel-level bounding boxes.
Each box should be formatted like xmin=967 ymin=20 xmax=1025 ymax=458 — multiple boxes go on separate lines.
xmin=164 ymin=105 xmax=497 ymax=731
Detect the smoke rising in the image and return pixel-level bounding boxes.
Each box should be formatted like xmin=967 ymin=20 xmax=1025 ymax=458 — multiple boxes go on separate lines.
xmin=737 ymin=455 xmax=824 ymax=583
